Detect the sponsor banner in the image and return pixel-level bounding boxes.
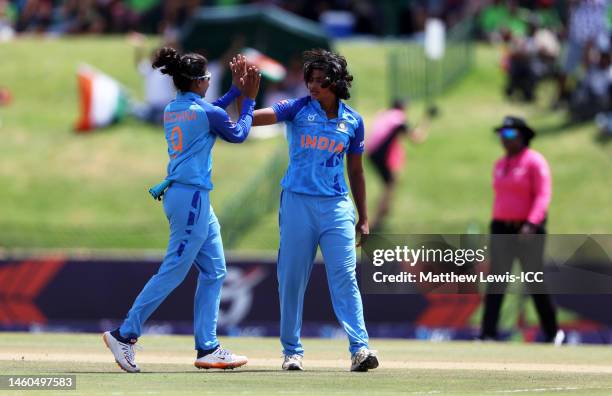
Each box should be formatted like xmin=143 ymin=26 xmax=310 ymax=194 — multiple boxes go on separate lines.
xmin=1 ymin=255 xmax=612 ymax=343
xmin=0 ymin=257 xmax=414 ymax=330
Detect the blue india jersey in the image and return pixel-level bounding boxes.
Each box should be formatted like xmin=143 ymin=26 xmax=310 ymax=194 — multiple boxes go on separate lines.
xmin=272 ymin=96 xmax=365 ymax=196
xmin=163 ymin=88 xmax=254 ymax=189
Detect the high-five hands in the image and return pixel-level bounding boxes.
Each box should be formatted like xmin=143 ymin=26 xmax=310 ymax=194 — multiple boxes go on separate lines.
xmin=229 ymin=54 xmax=261 ymax=99
xmin=230 ymin=54 xmax=247 ymax=89
xmin=241 ymin=66 xmax=261 ymax=100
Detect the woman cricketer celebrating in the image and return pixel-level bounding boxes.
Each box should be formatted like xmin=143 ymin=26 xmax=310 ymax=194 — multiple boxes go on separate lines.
xmin=103 ymin=48 xmax=261 ymax=372
xmin=253 ymin=49 xmax=378 ymax=372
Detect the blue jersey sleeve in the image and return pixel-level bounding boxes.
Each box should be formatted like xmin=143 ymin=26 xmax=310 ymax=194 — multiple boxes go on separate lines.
xmin=202 ymin=98 xmax=255 ymax=144
xmin=211 ymin=85 xmax=240 ymax=110
xmin=347 ymin=116 xmax=365 ymax=154
xmin=271 ymin=96 xmax=308 ymax=122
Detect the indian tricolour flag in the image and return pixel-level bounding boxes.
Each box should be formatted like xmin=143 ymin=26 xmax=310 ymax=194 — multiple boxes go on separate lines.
xmin=243 ymin=48 xmax=286 ymax=82
xmin=75 ymin=64 xmax=129 ymax=132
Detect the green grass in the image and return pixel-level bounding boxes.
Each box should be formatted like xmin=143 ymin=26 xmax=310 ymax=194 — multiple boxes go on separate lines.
xmin=0 ymin=37 xmax=610 ymax=250
xmin=2 ymin=333 xmax=612 ymax=395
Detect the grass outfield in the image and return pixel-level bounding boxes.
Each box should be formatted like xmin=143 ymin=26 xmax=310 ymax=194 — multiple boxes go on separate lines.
xmin=0 ymin=37 xmax=611 ymax=249
xmin=2 ymin=333 xmax=612 ymax=395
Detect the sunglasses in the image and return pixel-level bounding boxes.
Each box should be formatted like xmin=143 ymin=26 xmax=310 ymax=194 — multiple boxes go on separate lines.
xmin=181 ymin=71 xmax=212 ymax=81
xmin=198 ymin=71 xmax=212 ymax=81
xmin=499 ymin=128 xmax=519 ymax=139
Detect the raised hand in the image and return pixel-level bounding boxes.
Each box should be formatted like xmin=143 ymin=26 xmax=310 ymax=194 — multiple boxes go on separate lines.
xmin=229 ymin=54 xmax=247 ymax=89
xmin=241 ymin=66 xmax=261 ymax=100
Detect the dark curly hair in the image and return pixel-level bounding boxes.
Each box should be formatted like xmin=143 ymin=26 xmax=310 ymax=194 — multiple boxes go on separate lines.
xmin=152 ymin=47 xmax=208 ymax=92
xmin=303 ymin=49 xmax=353 ymax=100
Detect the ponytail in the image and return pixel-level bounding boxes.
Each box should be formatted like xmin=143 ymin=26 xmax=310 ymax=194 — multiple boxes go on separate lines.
xmin=152 ymin=47 xmax=208 ymax=92
xmin=152 ymin=47 xmax=181 ymax=76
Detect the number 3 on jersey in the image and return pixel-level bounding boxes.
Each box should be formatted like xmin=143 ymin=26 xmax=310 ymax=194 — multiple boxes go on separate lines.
xmin=170 ymin=126 xmax=183 ymax=159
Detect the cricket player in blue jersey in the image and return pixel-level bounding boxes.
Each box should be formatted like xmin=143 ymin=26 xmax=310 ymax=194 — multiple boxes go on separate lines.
xmin=103 ymin=48 xmax=261 ymax=373
xmin=252 ymin=49 xmax=378 ymax=372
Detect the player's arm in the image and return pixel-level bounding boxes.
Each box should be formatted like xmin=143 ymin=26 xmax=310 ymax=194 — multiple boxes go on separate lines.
xmin=347 ymin=153 xmax=369 ymax=246
xmin=253 ymin=108 xmax=278 ymax=126
xmin=408 ymin=121 xmax=430 ymax=144
xmin=212 ymin=85 xmax=241 ymax=110
xmin=253 ymin=97 xmax=307 ymax=126
xmin=408 ymin=108 xmax=435 ymax=144
xmin=347 ymin=116 xmax=369 ymax=246
xmin=207 ymin=100 xmax=254 ymax=143
xmin=225 ymin=56 xmax=280 ymax=126
xmin=205 ymin=66 xmax=260 ymax=143
xmin=213 ymin=54 xmax=247 ymax=111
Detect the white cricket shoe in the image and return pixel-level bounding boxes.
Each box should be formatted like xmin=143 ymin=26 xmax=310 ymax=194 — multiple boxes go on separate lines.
xmin=103 ymin=331 xmax=140 ymax=373
xmin=350 ymin=348 xmax=379 ymax=372
xmin=194 ymin=347 xmax=248 ymax=370
xmin=554 ymin=330 xmax=566 ymax=346
xmin=282 ymin=354 xmax=304 ymax=371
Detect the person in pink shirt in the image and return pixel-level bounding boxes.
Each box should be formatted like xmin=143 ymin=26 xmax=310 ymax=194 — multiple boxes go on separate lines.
xmin=366 ymin=99 xmax=429 ymax=230
xmin=480 ymin=116 xmax=564 ymax=344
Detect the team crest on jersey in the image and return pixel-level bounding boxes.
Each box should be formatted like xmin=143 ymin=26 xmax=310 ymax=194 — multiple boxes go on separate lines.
xmin=307 ymin=114 xmax=316 ymax=122
xmin=337 ymin=121 xmax=348 ymax=132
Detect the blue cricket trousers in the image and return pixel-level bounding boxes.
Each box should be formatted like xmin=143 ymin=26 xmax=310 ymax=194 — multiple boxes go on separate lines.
xmin=120 ymin=183 xmax=226 ymax=351
xmin=277 ymin=190 xmax=369 ymax=356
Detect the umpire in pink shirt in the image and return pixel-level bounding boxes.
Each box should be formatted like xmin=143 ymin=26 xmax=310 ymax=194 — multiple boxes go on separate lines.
xmin=480 ymin=116 xmax=562 ymax=343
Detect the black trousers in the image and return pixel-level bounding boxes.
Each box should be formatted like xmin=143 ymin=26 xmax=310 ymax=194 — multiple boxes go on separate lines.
xmin=480 ymin=220 xmax=558 ymax=341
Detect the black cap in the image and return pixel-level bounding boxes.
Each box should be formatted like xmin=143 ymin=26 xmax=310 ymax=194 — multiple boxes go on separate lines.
xmin=493 ymin=116 xmax=535 ymax=141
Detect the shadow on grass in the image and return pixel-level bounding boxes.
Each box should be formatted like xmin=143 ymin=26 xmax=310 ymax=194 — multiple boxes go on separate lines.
xmin=529 ymin=109 xmax=612 ymax=145
xmin=595 ymin=131 xmax=612 ymax=145
xmin=534 ymin=119 xmax=586 ymax=137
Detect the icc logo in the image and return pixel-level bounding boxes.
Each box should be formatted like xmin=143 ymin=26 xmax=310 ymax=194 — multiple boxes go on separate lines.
xmin=218 ymin=266 xmax=268 ymax=327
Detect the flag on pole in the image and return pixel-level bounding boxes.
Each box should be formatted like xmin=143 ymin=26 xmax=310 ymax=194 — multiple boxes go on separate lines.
xmin=242 ymin=48 xmax=286 ymax=82
xmin=75 ymin=64 xmax=129 ymax=132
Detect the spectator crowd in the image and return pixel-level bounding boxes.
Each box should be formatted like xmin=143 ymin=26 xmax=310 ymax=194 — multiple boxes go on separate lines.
xmin=3 ymin=1 xmax=612 ymax=136
xmin=477 ymin=0 xmax=612 ymax=137
xmin=1 ymin=0 xmax=474 ymax=38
